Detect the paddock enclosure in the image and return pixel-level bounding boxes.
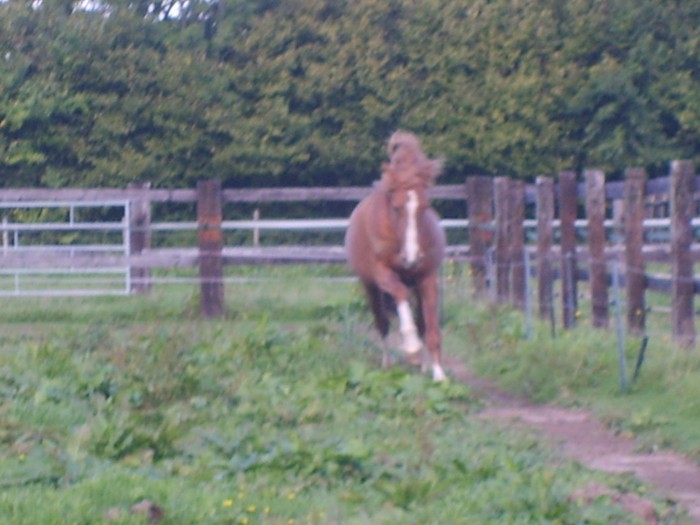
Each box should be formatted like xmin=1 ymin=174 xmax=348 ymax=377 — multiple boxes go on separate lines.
xmin=1 ymin=160 xmax=698 ymax=343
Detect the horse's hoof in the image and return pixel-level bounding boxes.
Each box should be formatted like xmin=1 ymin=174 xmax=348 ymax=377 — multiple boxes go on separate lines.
xmin=432 ymin=364 xmax=447 ymax=382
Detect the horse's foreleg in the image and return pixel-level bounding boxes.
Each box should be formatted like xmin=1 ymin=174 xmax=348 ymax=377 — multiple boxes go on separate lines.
xmin=418 ymin=274 xmax=446 ymax=381
xmin=396 ymin=301 xmax=422 ymax=355
xmin=374 ymin=266 xmax=422 ymax=356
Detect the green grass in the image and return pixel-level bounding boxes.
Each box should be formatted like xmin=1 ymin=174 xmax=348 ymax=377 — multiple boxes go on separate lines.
xmin=0 ymin=264 xmax=687 ymax=524
xmin=442 ymin=263 xmax=700 ymax=464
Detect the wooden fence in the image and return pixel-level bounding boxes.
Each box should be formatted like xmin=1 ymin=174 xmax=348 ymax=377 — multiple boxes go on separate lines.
xmin=0 ymin=160 xmax=698 ymax=345
xmin=477 ymin=160 xmax=700 ymax=347
xmin=0 ymin=182 xmax=468 ymax=303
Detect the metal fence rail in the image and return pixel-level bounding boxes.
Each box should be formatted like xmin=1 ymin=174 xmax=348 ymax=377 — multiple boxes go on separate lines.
xmin=1 ymin=199 xmax=130 ymax=296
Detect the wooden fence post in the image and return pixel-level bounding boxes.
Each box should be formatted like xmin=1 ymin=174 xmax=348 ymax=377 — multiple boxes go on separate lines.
xmin=493 ymin=177 xmax=511 ymax=303
xmin=624 ymin=168 xmax=646 ymax=335
xmin=510 ymin=179 xmax=526 ymax=310
xmin=670 ymin=160 xmax=695 ymax=347
xmin=466 ymin=176 xmax=494 ymax=298
xmin=197 ymin=179 xmax=225 ymax=318
xmin=559 ymin=171 xmax=578 ymax=328
xmin=128 ymin=182 xmax=152 ymax=294
xmin=585 ymin=169 xmax=609 ymax=328
xmin=536 ymin=176 xmax=554 ymax=320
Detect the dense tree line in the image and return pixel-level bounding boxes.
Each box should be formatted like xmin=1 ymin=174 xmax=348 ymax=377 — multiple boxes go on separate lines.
xmin=1 ymin=0 xmax=699 ymax=189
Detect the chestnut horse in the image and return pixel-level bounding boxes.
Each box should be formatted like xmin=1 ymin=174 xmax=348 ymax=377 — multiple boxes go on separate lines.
xmin=345 ymin=131 xmax=447 ymax=381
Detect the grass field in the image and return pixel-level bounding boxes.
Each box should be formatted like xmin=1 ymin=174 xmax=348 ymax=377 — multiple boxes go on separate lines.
xmin=0 ymin=264 xmax=694 ymax=524
xmin=440 ymin=262 xmax=700 ymax=464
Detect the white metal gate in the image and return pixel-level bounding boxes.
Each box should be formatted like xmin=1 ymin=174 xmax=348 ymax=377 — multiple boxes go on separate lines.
xmin=0 ymin=200 xmax=130 ymax=296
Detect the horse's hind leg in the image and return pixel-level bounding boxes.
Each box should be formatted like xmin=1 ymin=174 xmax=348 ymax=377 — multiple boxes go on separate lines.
xmin=363 ymin=282 xmax=392 ymax=368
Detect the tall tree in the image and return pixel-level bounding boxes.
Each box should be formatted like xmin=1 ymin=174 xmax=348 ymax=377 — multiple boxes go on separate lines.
xmin=1 ymin=0 xmax=699 ymax=188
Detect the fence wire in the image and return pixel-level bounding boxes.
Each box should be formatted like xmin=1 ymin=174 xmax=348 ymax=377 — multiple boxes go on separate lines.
xmin=478 ymin=249 xmax=698 ymax=347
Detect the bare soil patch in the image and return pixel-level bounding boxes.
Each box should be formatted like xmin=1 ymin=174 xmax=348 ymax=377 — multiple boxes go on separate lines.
xmin=446 ymin=357 xmax=700 ymax=524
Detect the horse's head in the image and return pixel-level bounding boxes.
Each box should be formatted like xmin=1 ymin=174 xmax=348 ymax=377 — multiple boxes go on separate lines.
xmin=386 ymin=130 xmax=443 ymax=188
xmin=393 ymin=184 xmax=427 ymax=270
xmin=380 ymin=131 xmax=444 ymax=270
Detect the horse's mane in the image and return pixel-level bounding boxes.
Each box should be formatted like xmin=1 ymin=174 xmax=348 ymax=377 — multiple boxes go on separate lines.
xmin=380 ymin=131 xmax=444 ymax=191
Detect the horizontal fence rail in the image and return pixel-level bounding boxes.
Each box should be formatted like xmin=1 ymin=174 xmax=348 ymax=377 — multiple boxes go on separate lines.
xmin=0 ymin=163 xmax=698 ymax=347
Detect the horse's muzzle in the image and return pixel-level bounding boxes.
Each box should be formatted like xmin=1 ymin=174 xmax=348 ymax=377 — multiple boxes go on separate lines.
xmin=401 ymin=251 xmax=424 ymax=270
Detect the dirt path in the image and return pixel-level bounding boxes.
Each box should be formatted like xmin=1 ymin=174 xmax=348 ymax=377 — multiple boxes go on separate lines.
xmin=445 ymin=357 xmax=700 ymax=524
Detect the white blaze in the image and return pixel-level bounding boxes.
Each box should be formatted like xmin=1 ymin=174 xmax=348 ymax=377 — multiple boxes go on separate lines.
xmin=404 ymin=190 xmax=420 ymax=265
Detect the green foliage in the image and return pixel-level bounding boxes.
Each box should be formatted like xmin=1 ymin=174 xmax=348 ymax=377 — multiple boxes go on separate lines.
xmin=449 ymin=296 xmax=700 ymax=462
xmin=1 ymin=0 xmax=700 ymax=188
xmin=0 ymin=266 xmax=678 ymax=524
